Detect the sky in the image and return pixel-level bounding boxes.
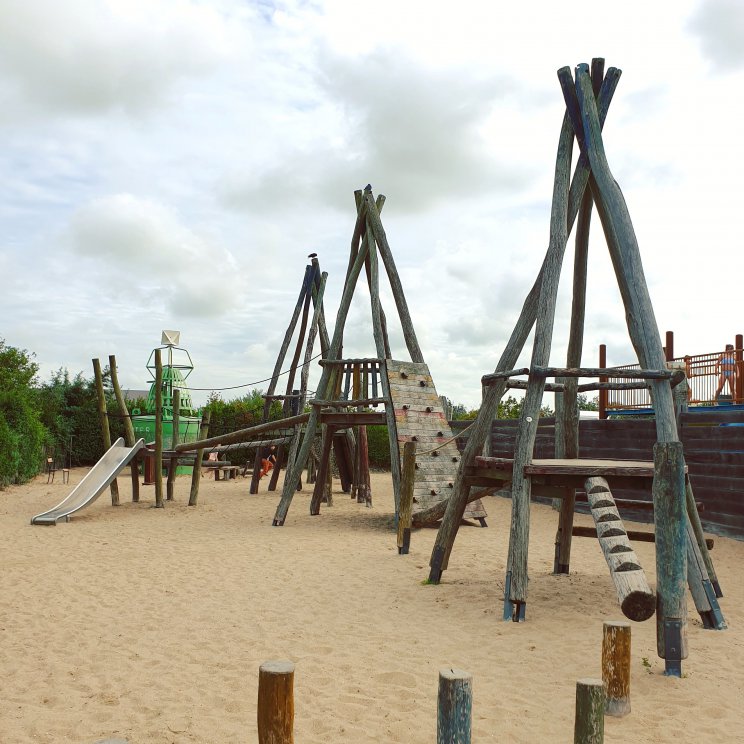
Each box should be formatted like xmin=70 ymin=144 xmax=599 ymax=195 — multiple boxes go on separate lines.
xmin=2 ymin=0 xmax=743 ymax=409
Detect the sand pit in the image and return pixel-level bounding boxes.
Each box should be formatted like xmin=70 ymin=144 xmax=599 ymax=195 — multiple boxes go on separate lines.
xmin=1 ymin=469 xmax=742 ymax=743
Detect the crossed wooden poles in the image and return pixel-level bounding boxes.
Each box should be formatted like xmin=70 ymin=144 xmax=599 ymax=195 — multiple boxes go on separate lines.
xmin=426 ymin=59 xmax=721 ymax=676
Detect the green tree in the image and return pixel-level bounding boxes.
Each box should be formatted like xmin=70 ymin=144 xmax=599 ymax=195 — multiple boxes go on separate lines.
xmin=0 ymin=340 xmax=47 ymax=487
xmin=577 ymin=393 xmax=599 ymax=411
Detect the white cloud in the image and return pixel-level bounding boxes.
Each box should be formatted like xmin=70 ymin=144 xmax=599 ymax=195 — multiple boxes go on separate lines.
xmin=0 ymin=0 xmax=235 ymax=121
xmin=67 ymin=194 xmax=240 ymax=317
xmin=688 ymin=0 xmax=744 ymax=71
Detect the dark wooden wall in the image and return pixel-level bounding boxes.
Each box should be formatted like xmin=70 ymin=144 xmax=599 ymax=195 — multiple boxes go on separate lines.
xmin=451 ymin=411 xmax=744 ymax=540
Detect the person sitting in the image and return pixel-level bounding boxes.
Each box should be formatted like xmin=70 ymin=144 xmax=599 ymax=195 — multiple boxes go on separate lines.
xmin=715 ymin=344 xmax=737 ymax=402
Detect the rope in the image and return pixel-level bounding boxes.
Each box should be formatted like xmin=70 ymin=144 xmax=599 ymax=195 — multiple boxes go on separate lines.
xmin=415 ymin=419 xmax=477 ymax=456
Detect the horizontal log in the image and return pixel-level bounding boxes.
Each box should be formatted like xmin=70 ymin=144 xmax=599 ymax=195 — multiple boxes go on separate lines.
xmin=318 ymin=412 xmax=386 ymax=426
xmin=412 ymin=488 xmax=496 ymax=526
xmin=572 ymin=524 xmax=714 ymax=549
xmin=309 ymin=397 xmax=387 ymax=407
xmin=481 ymin=368 xmax=530 ymax=385
xmin=174 ymin=413 xmax=310 ymax=452
xmin=506 ymin=380 xmax=565 ymax=392
xmin=578 ymin=382 xmax=651 ymax=392
xmin=318 ymin=357 xmax=383 ymax=366
xmin=533 ymin=366 xmax=674 ymax=380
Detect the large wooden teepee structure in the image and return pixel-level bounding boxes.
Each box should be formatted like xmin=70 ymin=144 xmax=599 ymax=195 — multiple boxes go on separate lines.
xmin=272 ymin=186 xmax=486 ymax=527
xmin=425 ymin=59 xmax=724 ymax=677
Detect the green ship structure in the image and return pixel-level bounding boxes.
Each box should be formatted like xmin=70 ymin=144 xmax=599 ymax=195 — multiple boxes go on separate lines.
xmin=132 ymin=331 xmax=202 ymax=451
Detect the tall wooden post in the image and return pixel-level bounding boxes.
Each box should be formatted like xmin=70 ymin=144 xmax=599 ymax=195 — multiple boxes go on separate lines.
xmin=257 ymin=661 xmax=294 ymax=744
xmin=598 ymin=346 xmax=608 ymax=419
xmin=188 ymin=409 xmax=210 ymax=506
xmin=109 ymin=354 xmax=140 ymax=502
xmin=665 ymin=330 xmax=674 ymax=361
xmin=166 ymin=388 xmax=180 ymax=501
xmin=397 ymin=441 xmax=416 ymax=554
xmin=154 ymin=349 xmax=164 ymax=509
xmin=92 ymin=358 xmax=119 ymax=506
xmin=653 ymin=442 xmax=687 ymax=676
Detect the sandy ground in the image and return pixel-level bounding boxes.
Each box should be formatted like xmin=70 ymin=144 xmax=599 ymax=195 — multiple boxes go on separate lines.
xmin=1 ymin=468 xmax=743 ymax=743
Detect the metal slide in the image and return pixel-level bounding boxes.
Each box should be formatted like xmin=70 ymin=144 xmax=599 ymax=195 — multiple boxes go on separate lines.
xmin=31 ymin=438 xmax=145 ymax=525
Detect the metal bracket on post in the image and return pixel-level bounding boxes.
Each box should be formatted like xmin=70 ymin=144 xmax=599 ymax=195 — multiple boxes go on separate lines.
xmin=503 ymin=573 xmax=526 ymax=622
xmin=663 ymin=619 xmax=683 ymax=677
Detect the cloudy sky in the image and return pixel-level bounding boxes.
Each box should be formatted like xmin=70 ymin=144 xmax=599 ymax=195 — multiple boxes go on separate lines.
xmin=2 ymin=0 xmax=743 ymax=409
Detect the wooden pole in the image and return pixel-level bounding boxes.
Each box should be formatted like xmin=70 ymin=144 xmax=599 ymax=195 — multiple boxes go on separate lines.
xmin=154 ymin=349 xmax=164 ymax=509
xmin=166 ymin=388 xmax=180 ymax=501
xmin=503 ymin=108 xmax=573 ymax=622
xmin=437 ymin=668 xmax=472 ymax=744
xmin=428 ymin=63 xmax=621 ymax=585
xmin=665 ymin=330 xmax=674 ymax=361
xmin=736 ymin=333 xmax=743 ymax=405
xmin=652 ymin=441 xmax=687 ymax=675
xmin=685 ymin=478 xmax=720 ymax=596
xmin=602 ymin=621 xmax=631 ymax=717
xmin=397 ymin=441 xmax=416 ymax=554
xmin=108 ymin=354 xmax=140 ymax=503
xmin=257 ymin=660 xmax=294 ymax=744
xmin=92 ymin=358 xmax=119 ymax=506
xmin=273 ymin=213 xmax=373 ymax=525
xmin=188 ymin=409 xmax=210 ymax=506
xmin=574 ymin=678 xmax=605 ymax=743
xmin=362 ymin=186 xmax=424 ymax=364
xmin=356 ymin=424 xmax=371 ymax=506
xmin=598 ymin=345 xmax=608 ymax=419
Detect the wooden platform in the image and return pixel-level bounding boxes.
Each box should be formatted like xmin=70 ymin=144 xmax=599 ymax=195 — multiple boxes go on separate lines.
xmin=387 ymin=360 xmax=486 ymax=521
xmin=467 ymin=456 xmax=687 ymax=495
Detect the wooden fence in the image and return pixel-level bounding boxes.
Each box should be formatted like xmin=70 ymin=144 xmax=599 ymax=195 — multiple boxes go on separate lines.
xmin=452 ymin=411 xmax=744 ymax=539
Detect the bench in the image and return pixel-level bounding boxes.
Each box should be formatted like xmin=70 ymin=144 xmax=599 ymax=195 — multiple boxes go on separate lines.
xmin=214 ymin=465 xmax=239 ymax=481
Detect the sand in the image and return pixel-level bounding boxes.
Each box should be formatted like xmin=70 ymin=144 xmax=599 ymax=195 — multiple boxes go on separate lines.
xmin=1 ymin=468 xmax=743 ymax=743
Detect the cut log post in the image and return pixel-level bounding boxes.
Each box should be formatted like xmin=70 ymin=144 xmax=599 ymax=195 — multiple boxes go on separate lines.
xmin=652 ymin=442 xmax=687 ymax=675
xmin=437 ymin=668 xmax=472 ymax=744
xmin=257 ymin=660 xmax=294 ymax=744
xmin=310 ymin=424 xmax=334 ymax=515
xmin=109 ymin=354 xmax=140 ymax=503
xmin=585 ymin=477 xmax=655 ymax=621
xmin=93 ymin=358 xmax=120 ymax=506
xmin=574 ymin=678 xmax=605 ymax=743
xmin=356 ymin=424 xmax=371 ymax=507
xmin=188 ymin=409 xmax=210 ymax=506
xmin=397 ymin=442 xmax=416 ymax=554
xmin=154 ymin=349 xmax=164 ymax=508
xmin=602 ymin=620 xmax=631 ymax=717
xmin=166 ymin=388 xmax=180 ymax=501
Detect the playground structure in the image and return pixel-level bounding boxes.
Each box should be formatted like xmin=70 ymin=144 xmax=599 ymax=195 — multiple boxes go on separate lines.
xmin=424 ymin=59 xmax=724 ymax=677
xmin=268 ymin=186 xmax=486 ymax=527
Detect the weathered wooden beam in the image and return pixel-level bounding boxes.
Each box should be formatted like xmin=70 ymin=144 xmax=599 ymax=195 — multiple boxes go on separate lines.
xmin=652 ymin=442 xmax=688 ymax=675
xmin=188 ymin=409 xmax=210 ymax=506
xmin=93 ymin=357 xmax=120 ymax=506
xmin=574 ymin=678 xmax=605 ymax=743
xmin=480 ymin=368 xmax=530 ymax=385
xmin=397 ymin=442 xmax=416 ymax=554
xmin=503 ymin=108 xmax=574 ymax=622
xmin=363 ymin=186 xmax=424 ymax=363
xmin=175 ymin=413 xmax=310 ymax=453
xmin=533 ymin=365 xmax=673 ymax=380
xmin=108 ymin=354 xmax=139 ymax=503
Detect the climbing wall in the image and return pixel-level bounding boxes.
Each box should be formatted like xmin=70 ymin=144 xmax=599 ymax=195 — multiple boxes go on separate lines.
xmin=387 ymin=360 xmax=486 ymax=521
